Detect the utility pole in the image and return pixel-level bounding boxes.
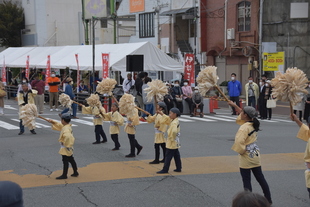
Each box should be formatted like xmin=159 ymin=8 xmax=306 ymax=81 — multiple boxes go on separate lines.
xmin=110 ymin=0 xmax=117 ymax=44
xmin=259 ymin=0 xmax=263 ymax=77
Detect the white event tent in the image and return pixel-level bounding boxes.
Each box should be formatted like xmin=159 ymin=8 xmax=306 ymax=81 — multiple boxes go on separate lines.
xmin=0 ymin=42 xmax=183 ymax=72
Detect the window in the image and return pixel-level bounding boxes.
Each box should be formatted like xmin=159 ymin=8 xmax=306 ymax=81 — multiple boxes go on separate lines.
xmin=101 ymin=19 xmax=107 ymax=28
xmin=139 ymin=12 xmax=155 ymax=38
xmin=238 ymin=1 xmax=251 ymax=31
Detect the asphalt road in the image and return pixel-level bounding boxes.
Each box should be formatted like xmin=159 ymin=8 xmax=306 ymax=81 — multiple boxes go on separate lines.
xmin=0 ymin=99 xmax=309 ymax=207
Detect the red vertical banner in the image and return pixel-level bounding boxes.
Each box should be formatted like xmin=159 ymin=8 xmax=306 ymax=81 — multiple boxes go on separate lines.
xmin=45 ymin=55 xmax=51 ymax=87
xmin=184 ymin=53 xmax=195 ymax=86
xmin=102 ymin=53 xmax=109 ymax=79
xmin=2 ymin=57 xmax=6 ymax=86
xmin=25 ymin=55 xmax=30 ymax=79
xmin=75 ymin=54 xmax=80 ymax=92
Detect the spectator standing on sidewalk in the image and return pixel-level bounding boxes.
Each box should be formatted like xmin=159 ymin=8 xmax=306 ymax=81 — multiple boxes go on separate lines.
xmin=228 ymin=73 xmax=242 ymax=115
xmin=122 ymin=73 xmax=135 ymax=94
xmin=60 ymin=78 xmax=78 ymax=119
xmin=0 ymin=79 xmax=5 ymax=115
xmin=245 ymin=76 xmax=259 ymax=109
xmin=47 ymin=71 xmax=60 ymax=111
xmin=182 ymin=80 xmax=193 ymax=115
xmin=31 ymin=74 xmax=45 ymax=114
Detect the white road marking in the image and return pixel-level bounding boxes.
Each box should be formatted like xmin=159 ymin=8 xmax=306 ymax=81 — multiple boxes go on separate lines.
xmin=0 ymin=120 xmax=20 ymax=130
xmin=202 ymin=116 xmax=235 ymax=122
xmin=271 ymin=119 xmax=293 ymax=123
xmin=70 ymin=119 xmax=94 ymax=126
xmin=11 ymin=118 xmax=43 ymax=128
xmin=181 ymin=115 xmax=216 ymax=122
xmin=4 ymin=105 xmax=18 ymax=110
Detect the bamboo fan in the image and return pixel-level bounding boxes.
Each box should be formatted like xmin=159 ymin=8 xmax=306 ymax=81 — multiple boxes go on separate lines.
xmin=196 ymin=66 xmax=229 ymax=101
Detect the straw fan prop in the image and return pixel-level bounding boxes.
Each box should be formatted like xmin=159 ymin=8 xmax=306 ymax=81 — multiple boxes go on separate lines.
xmin=143 ymin=79 xmax=168 ymax=110
xmin=196 ymin=66 xmax=229 ymax=101
xmin=119 ymin=93 xmax=149 ymax=117
xmin=271 ymin=67 xmax=308 ymax=114
xmin=19 ymin=104 xmax=38 ymax=130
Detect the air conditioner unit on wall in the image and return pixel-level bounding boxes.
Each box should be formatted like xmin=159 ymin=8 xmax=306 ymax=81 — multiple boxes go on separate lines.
xmin=227 ymin=28 xmax=235 ymax=40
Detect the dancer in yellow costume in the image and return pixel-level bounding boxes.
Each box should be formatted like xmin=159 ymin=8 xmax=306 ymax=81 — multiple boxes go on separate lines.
xmin=146 ymin=102 xmax=167 ymax=164
xmin=103 ymin=103 xmax=124 ymax=150
xmin=291 ymin=113 xmax=310 ymax=198
xmin=228 ymin=101 xmax=272 ymax=204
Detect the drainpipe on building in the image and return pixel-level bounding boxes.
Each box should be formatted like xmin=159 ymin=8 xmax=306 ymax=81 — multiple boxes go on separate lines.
xmin=219 ymin=0 xmax=228 ymax=57
xmin=259 ymin=0 xmax=263 ymax=77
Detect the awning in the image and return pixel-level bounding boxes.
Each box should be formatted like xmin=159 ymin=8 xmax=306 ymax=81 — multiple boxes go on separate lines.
xmin=160 ymin=7 xmax=196 ymax=16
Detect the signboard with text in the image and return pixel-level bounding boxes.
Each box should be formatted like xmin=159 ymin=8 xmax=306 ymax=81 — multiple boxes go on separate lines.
xmin=184 ymin=53 xmax=195 ymax=86
xmin=130 ymin=0 xmax=144 ymax=13
xmin=263 ymin=52 xmax=285 ymax=72
xmin=102 ymin=53 xmax=109 ymax=79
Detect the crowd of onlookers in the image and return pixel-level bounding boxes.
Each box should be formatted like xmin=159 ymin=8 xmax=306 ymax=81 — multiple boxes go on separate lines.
xmin=123 ymin=72 xmax=205 ymax=121
xmin=230 ymin=72 xmax=310 ymax=122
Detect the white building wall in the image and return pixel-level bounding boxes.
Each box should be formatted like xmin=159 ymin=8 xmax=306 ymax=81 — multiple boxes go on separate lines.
xmin=22 ymin=0 xmax=113 ymax=46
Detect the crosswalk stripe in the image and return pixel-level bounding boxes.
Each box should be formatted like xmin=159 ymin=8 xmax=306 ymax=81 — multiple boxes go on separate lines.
xmin=202 ymin=116 xmax=235 ymax=122
xmin=177 ymin=117 xmax=195 ymax=122
xmin=4 ymin=105 xmax=18 ymax=110
xmin=271 ymin=119 xmax=292 ymax=123
xmin=11 ymin=118 xmax=45 ymax=128
xmin=71 ymin=119 xmax=94 ymax=126
xmin=35 ymin=122 xmax=51 ymax=128
xmin=213 ymin=115 xmax=237 ymax=120
xmin=181 ymin=115 xmax=216 ymax=122
xmin=261 ymin=119 xmax=277 ymax=123
xmin=48 ymin=119 xmax=77 ymax=127
xmin=0 ymin=120 xmax=20 ymax=130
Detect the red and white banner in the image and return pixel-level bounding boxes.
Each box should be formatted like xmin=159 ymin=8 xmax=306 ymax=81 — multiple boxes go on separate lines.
xmin=184 ymin=53 xmax=195 ymax=86
xmin=25 ymin=55 xmax=30 ymax=79
xmin=102 ymin=53 xmax=109 ymax=79
xmin=2 ymin=57 xmax=6 ymax=85
xmin=75 ymin=54 xmax=80 ymax=92
xmin=45 ymin=55 xmax=51 ymax=87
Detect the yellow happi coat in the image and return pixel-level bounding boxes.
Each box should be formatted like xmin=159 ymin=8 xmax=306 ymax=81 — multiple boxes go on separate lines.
xmin=124 ymin=109 xmax=140 ymax=135
xmin=147 ymin=113 xmax=167 ymax=144
xmin=104 ymin=111 xmax=124 ymax=134
xmin=296 ymin=124 xmax=310 ymax=188
xmin=231 ymin=115 xmax=261 ymax=169
xmin=52 ymin=121 xmax=75 ymax=156
xmin=82 ymin=106 xmax=106 ymax=125
xmin=160 ymin=114 xmax=180 ymax=149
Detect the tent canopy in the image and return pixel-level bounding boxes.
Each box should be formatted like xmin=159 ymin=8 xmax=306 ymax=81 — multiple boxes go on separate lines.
xmin=0 ymin=42 xmax=183 ymax=72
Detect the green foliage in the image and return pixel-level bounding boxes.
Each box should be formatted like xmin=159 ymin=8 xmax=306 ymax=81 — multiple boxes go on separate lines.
xmin=0 ymin=1 xmax=24 ymax=47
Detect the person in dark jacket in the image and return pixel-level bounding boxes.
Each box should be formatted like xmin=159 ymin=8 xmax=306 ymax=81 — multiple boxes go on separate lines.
xmin=171 ymin=80 xmax=183 ymax=113
xmin=164 ymin=83 xmax=174 ymax=113
xmin=227 ymin=73 xmax=242 ymax=115
xmin=135 ymin=72 xmax=145 ymax=109
xmin=258 ymin=79 xmax=267 ymax=119
xmin=60 ymin=78 xmax=78 ymax=119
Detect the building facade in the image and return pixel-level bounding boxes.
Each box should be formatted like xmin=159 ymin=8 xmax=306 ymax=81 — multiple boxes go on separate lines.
xmin=262 ymin=0 xmax=310 ymax=77
xmin=117 ymin=0 xmax=200 ymax=81
xmin=21 ymin=0 xmax=115 ymax=47
xmin=200 ymin=0 xmax=260 ymax=95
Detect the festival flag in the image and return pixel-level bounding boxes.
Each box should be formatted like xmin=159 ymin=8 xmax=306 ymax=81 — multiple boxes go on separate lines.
xmin=184 ymin=53 xmax=195 ymax=86
xmin=25 ymin=55 xmax=30 ymax=79
xmin=75 ymin=54 xmax=80 ymax=92
xmin=102 ymin=53 xmax=109 ymax=79
xmin=2 ymin=57 xmax=6 ymax=86
xmin=45 ymin=55 xmax=51 ymax=88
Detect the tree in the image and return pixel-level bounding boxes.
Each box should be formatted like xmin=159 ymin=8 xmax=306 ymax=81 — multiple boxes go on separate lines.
xmin=0 ymin=1 xmax=24 ymax=47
